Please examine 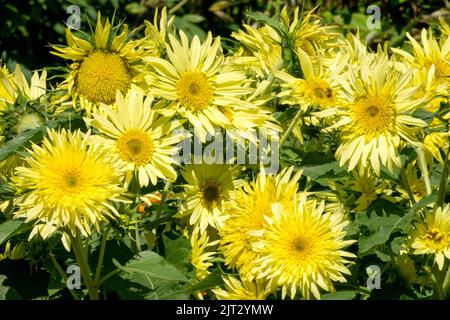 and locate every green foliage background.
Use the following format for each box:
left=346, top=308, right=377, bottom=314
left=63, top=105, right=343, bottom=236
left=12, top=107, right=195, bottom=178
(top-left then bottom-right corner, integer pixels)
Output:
left=0, top=0, right=450, bottom=301
left=0, top=0, right=448, bottom=74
